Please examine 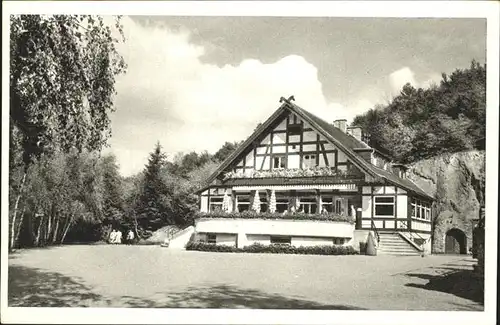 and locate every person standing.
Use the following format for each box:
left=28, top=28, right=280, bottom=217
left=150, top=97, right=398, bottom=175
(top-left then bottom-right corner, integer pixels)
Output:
left=126, top=229, right=135, bottom=245
left=116, top=229, right=123, bottom=244
left=109, top=229, right=116, bottom=244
